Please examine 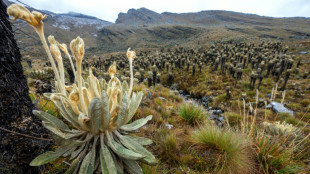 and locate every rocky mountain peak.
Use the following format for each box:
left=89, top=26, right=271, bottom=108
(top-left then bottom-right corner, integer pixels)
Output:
left=116, top=7, right=163, bottom=26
